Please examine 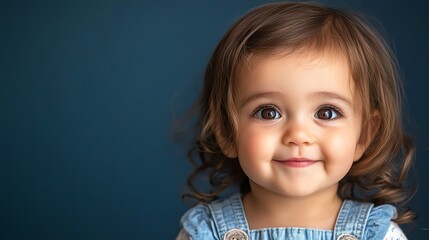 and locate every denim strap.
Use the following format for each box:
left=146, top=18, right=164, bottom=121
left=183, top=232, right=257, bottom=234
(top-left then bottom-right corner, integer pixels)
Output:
left=209, top=193, right=249, bottom=238
left=334, top=200, right=373, bottom=239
